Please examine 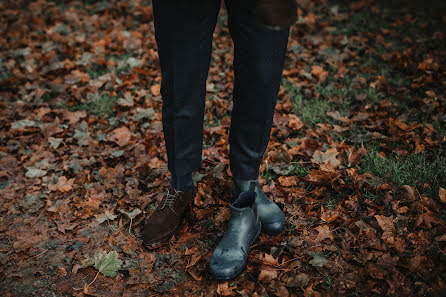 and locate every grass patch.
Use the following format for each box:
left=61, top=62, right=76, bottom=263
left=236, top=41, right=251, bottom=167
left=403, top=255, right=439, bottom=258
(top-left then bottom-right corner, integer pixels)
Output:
left=71, top=93, right=117, bottom=116
left=361, top=145, right=446, bottom=198
left=87, top=65, right=108, bottom=79
left=289, top=92, right=331, bottom=125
